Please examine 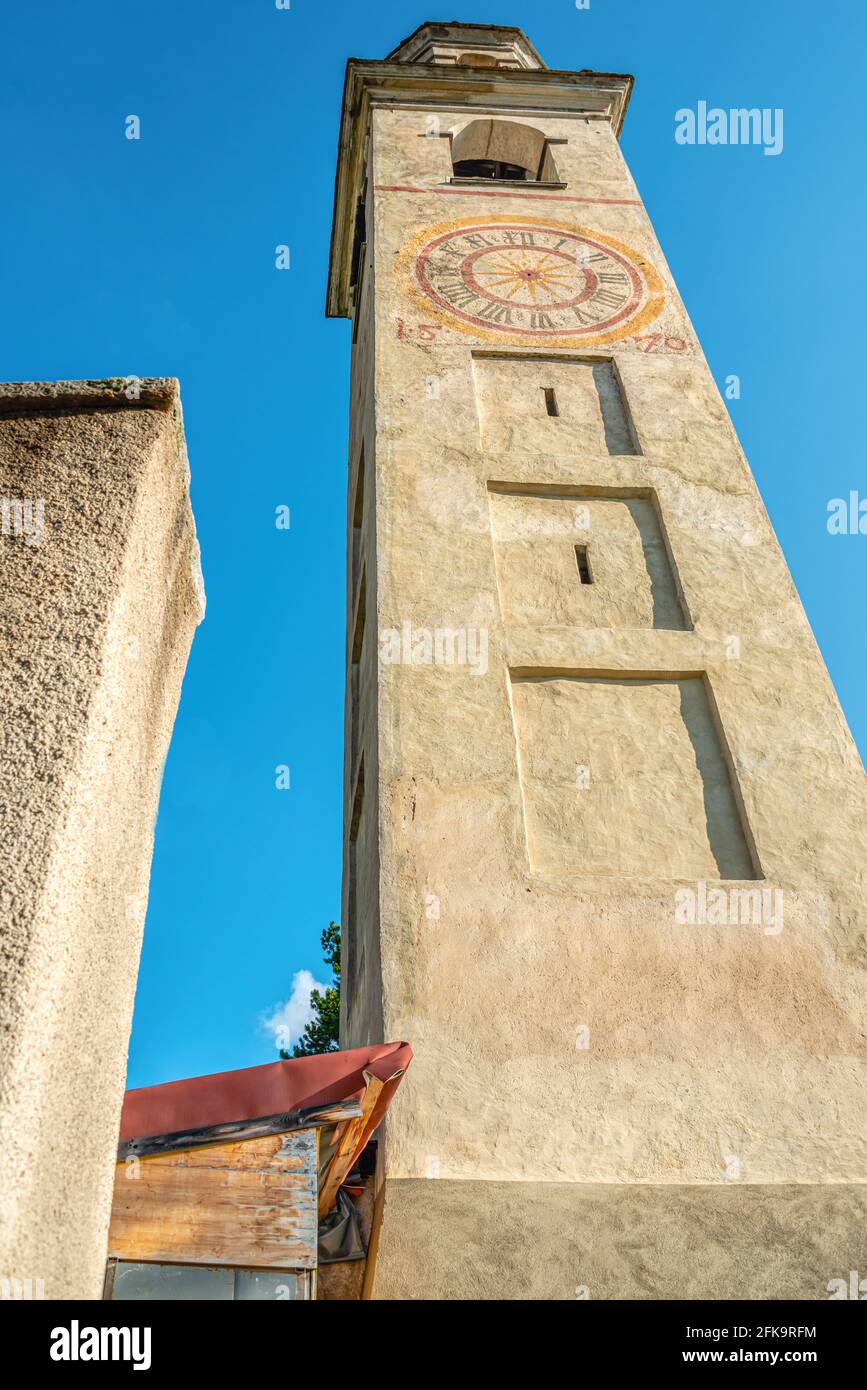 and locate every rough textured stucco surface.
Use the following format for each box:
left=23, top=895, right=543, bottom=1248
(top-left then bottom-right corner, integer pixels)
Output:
left=511, top=674, right=755, bottom=878
left=373, top=1179, right=867, bottom=1300
left=475, top=356, right=638, bottom=457
left=334, top=32, right=867, bottom=1297
left=489, top=490, right=687, bottom=631
left=0, top=379, right=203, bottom=1299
